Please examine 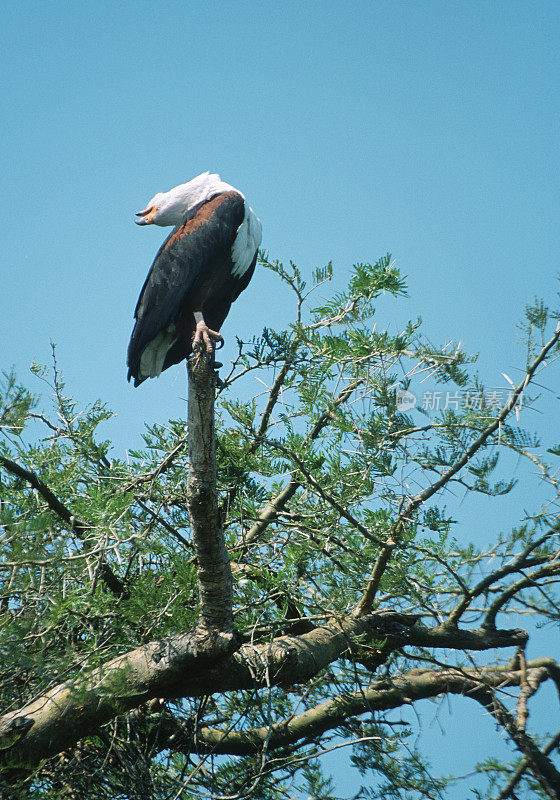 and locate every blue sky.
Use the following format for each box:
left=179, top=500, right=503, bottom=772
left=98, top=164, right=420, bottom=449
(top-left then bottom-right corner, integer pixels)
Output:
left=1, top=2, right=559, bottom=795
